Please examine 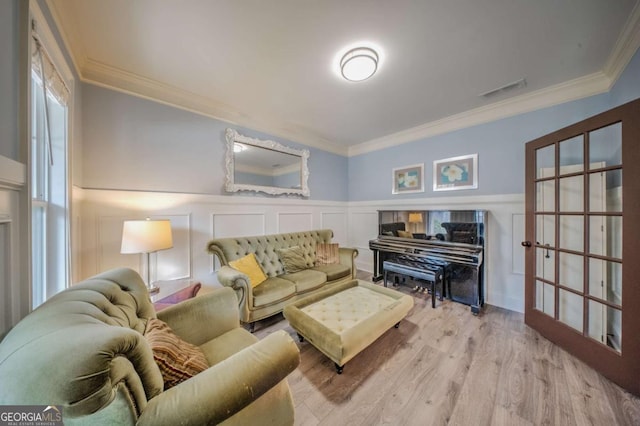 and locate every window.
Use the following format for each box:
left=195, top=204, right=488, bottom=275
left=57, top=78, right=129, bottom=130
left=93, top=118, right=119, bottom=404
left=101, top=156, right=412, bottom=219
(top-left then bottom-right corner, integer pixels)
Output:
left=30, top=30, right=70, bottom=309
